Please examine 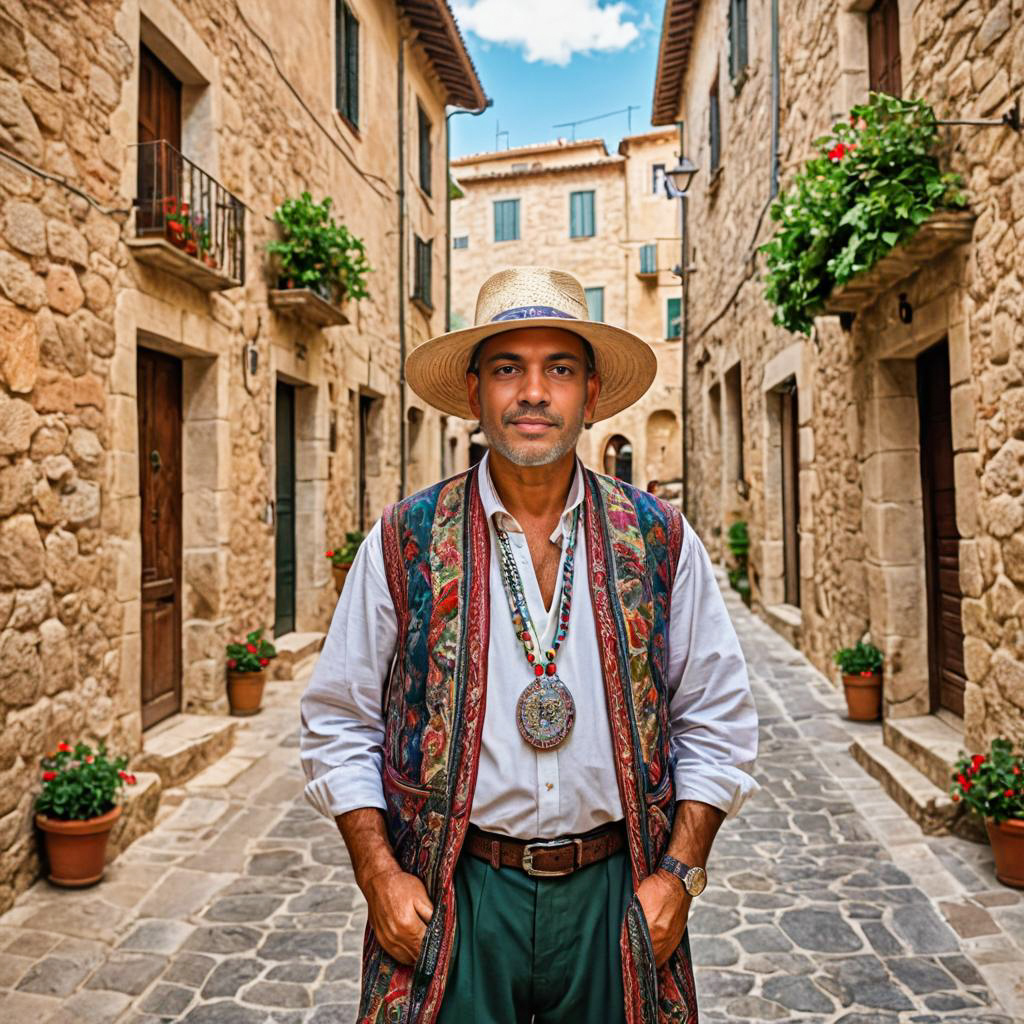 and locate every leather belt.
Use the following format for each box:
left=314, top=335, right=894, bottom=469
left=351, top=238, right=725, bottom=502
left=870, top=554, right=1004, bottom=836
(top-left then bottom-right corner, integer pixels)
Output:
left=465, top=822, right=626, bottom=877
